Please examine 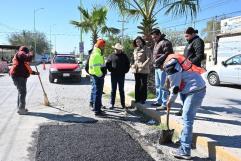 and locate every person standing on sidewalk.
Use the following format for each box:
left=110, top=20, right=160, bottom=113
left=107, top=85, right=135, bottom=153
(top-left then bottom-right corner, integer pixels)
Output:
left=175, top=27, right=205, bottom=116
left=157, top=53, right=206, bottom=160
left=151, top=28, right=173, bottom=110
left=10, top=46, right=39, bottom=115
left=106, top=43, right=130, bottom=109
left=88, top=39, right=107, bottom=116
left=131, top=36, right=151, bottom=104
